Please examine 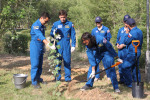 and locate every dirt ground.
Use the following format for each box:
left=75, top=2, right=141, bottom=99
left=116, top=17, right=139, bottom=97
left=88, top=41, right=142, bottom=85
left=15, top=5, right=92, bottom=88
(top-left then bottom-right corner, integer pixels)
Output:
left=0, top=53, right=150, bottom=100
